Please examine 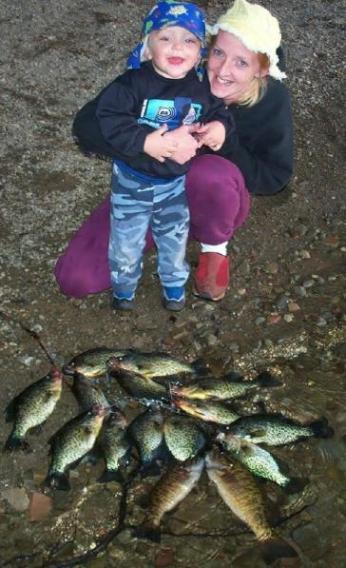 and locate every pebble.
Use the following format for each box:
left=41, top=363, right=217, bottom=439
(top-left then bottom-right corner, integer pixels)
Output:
left=284, top=314, right=295, bottom=323
left=28, top=492, right=52, bottom=521
left=294, top=285, right=307, bottom=297
left=288, top=302, right=301, bottom=312
left=255, top=316, right=266, bottom=326
left=267, top=314, right=282, bottom=325
left=276, top=295, right=290, bottom=310
left=1, top=488, right=30, bottom=512
left=302, top=279, right=315, bottom=288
